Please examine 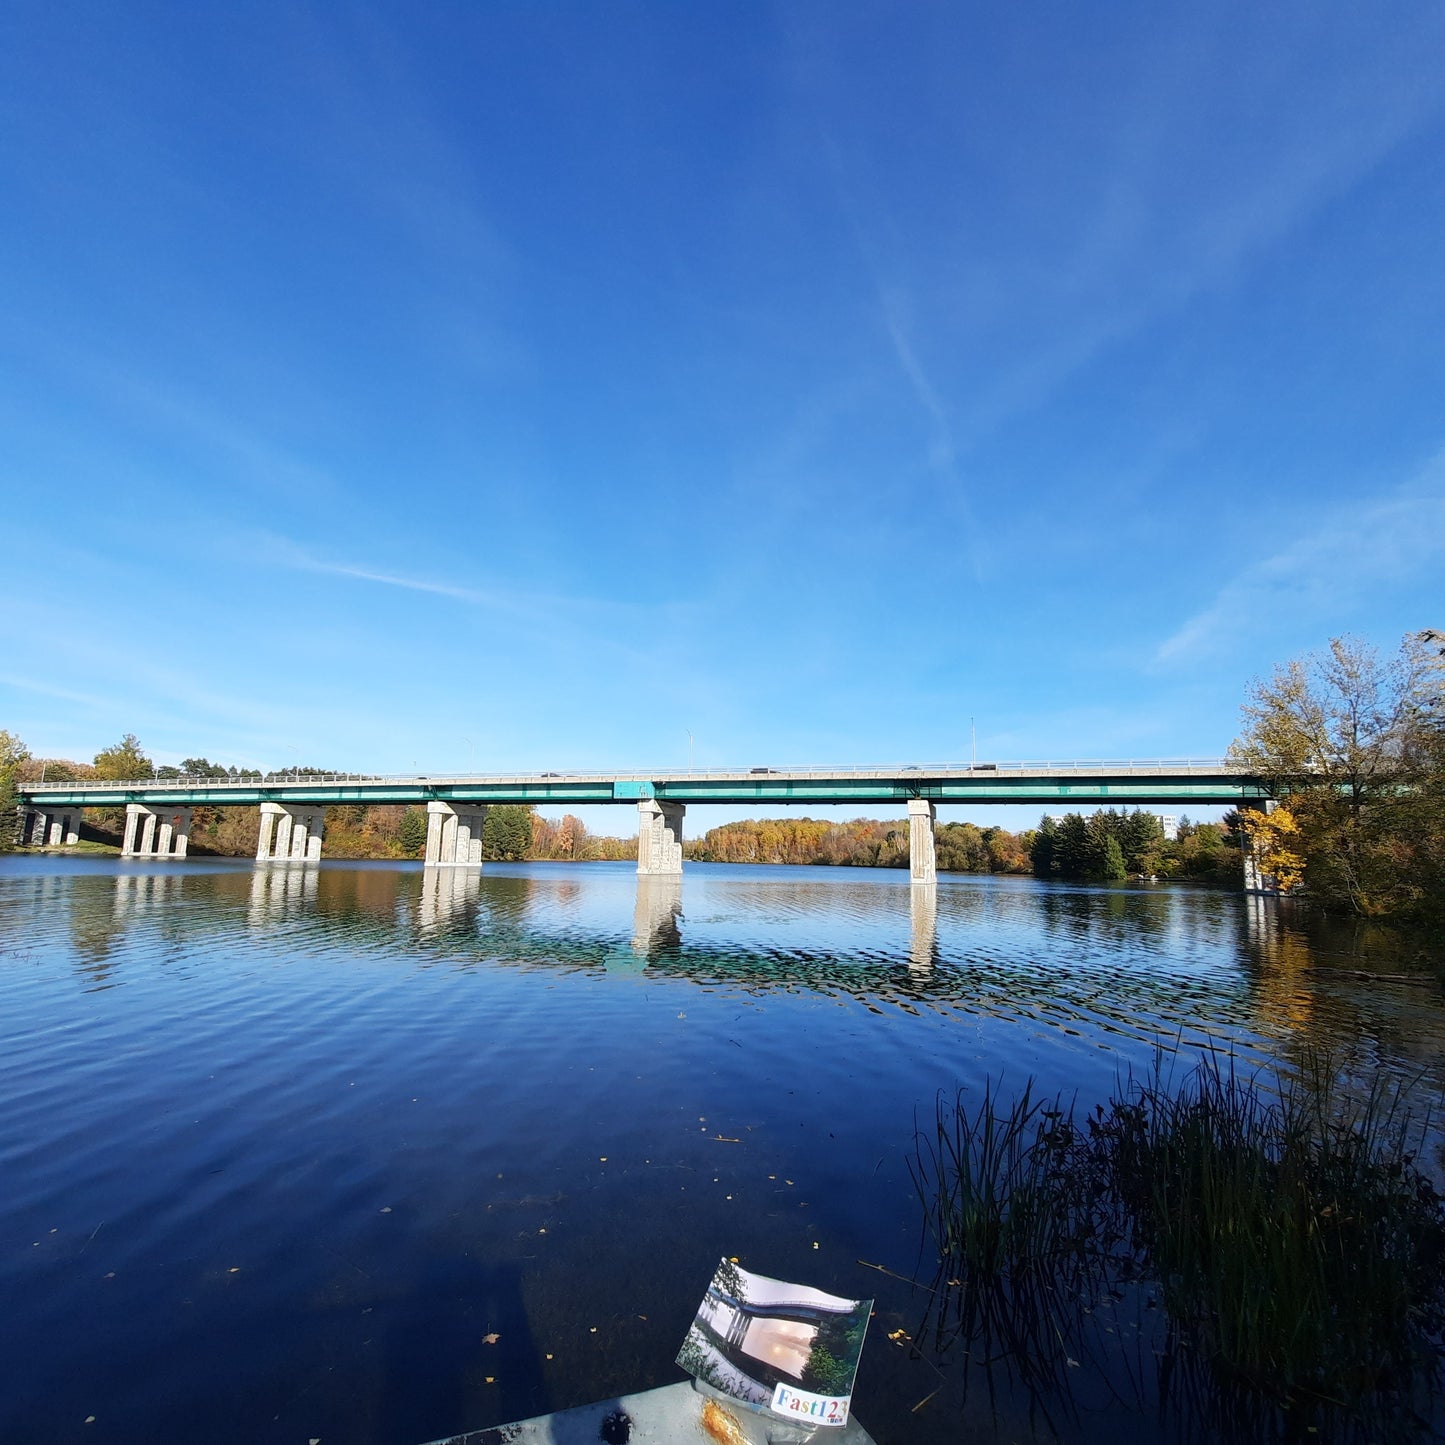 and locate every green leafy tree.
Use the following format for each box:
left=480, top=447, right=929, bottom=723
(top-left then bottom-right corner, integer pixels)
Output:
left=94, top=733, right=152, bottom=780
left=482, top=805, right=533, bottom=861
